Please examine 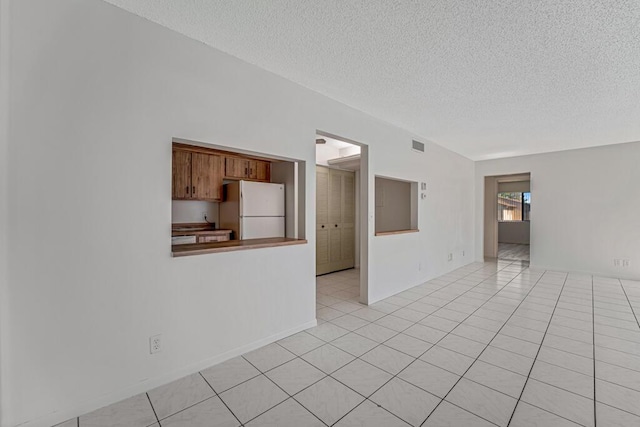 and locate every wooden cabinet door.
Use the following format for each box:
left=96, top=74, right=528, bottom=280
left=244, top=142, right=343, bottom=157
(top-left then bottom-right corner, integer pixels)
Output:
left=247, top=160, right=257, bottom=179
left=172, top=150, right=192, bottom=199
left=254, top=160, right=270, bottom=181
left=246, top=160, right=270, bottom=181
left=192, top=153, right=222, bottom=201
left=225, top=157, right=248, bottom=179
